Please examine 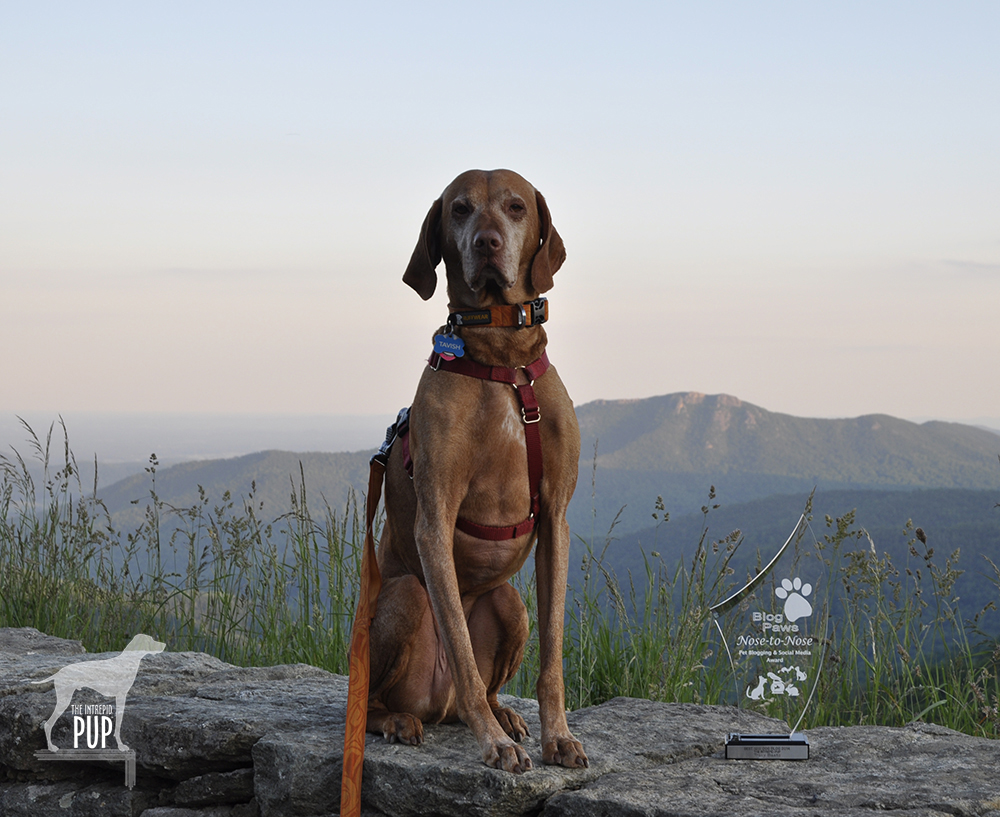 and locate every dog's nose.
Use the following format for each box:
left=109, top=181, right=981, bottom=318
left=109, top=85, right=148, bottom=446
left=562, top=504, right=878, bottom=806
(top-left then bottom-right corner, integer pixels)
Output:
left=473, top=229, right=503, bottom=255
